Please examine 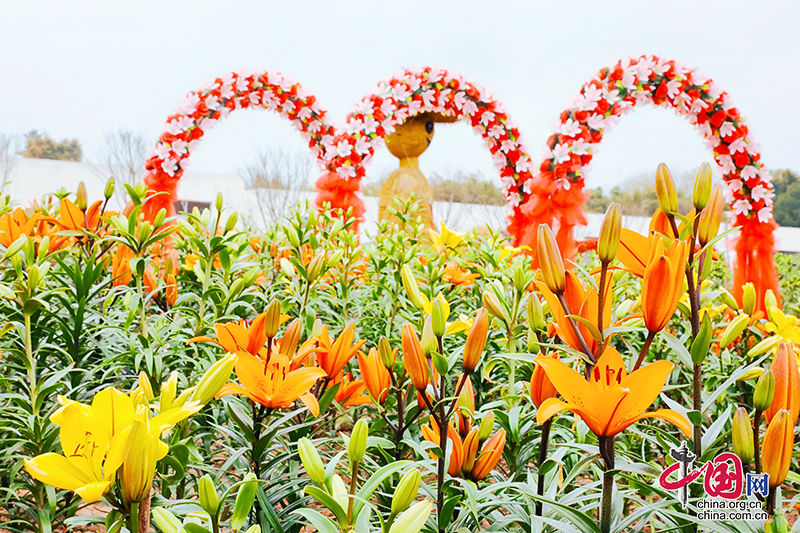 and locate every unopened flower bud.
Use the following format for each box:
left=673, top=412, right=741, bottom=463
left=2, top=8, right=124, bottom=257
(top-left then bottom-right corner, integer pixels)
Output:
left=215, top=192, right=223, bottom=213
left=655, top=163, right=678, bottom=215
left=279, top=257, right=295, bottom=277
left=4, top=234, right=28, bottom=260
left=348, top=419, right=369, bottom=466
left=732, top=407, right=754, bottom=464
left=720, top=313, right=749, bottom=349
left=691, top=314, right=713, bottom=365
left=391, top=469, right=421, bottom=516
left=697, top=184, right=723, bottom=247
left=527, top=293, right=544, bottom=331
left=312, top=318, right=324, bottom=338
left=224, top=211, right=238, bottom=233
left=420, top=316, right=436, bottom=356
left=431, top=297, right=447, bottom=338
left=513, top=267, right=529, bottom=294
left=463, top=308, right=488, bottom=372
left=753, top=369, right=775, bottom=412
left=692, top=163, right=713, bottom=211
left=765, top=289, right=778, bottom=311
left=537, top=224, right=566, bottom=294
left=151, top=508, right=181, bottom=533
left=198, top=474, right=220, bottom=516
left=742, top=283, right=756, bottom=316
left=153, top=208, right=166, bottom=229
left=297, top=438, right=326, bottom=486
left=76, top=182, right=88, bottom=211
left=461, top=429, right=481, bottom=474
left=378, top=336, right=395, bottom=369
left=137, top=371, right=154, bottom=401
left=388, top=501, right=432, bottom=533
left=193, top=353, right=237, bottom=405
left=766, top=513, right=790, bottom=533
left=244, top=526, right=261, bottom=533
left=479, top=412, right=495, bottom=441
left=280, top=318, right=302, bottom=357
left=104, top=177, right=116, bottom=200
left=598, top=202, right=621, bottom=264
left=264, top=300, right=281, bottom=339
left=401, top=264, right=423, bottom=309
left=231, top=472, right=258, bottom=531
left=328, top=249, right=344, bottom=268
left=159, top=371, right=178, bottom=413
left=306, top=254, right=325, bottom=283
left=482, top=291, right=509, bottom=326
